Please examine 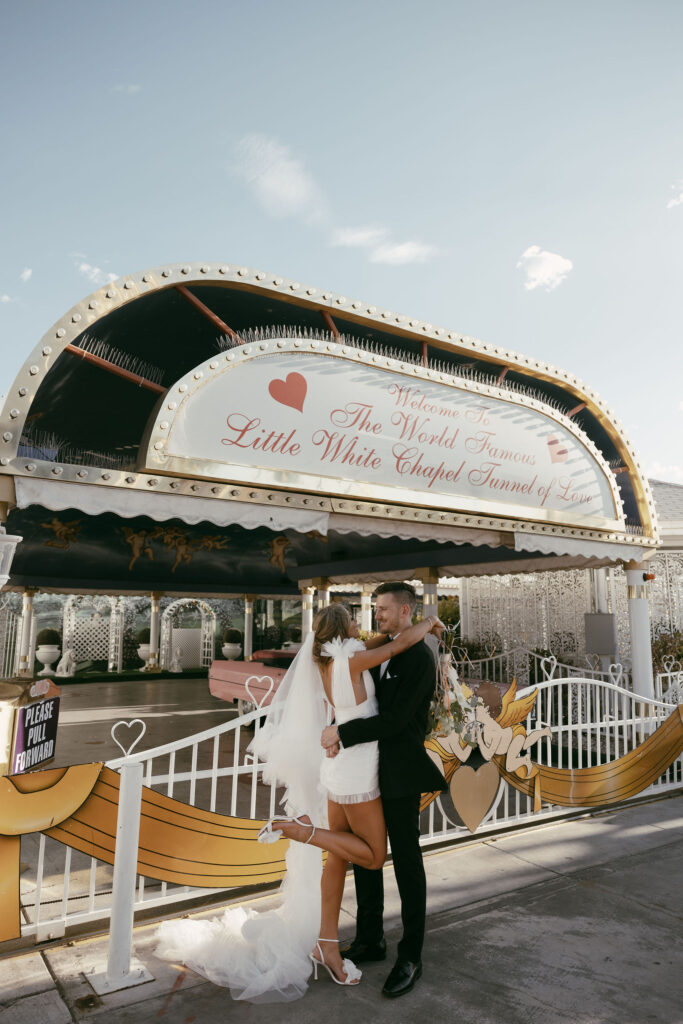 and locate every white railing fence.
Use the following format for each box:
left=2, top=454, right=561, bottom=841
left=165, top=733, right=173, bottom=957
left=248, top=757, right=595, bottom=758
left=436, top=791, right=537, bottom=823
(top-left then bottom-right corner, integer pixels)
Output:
left=655, top=669, right=683, bottom=704
left=15, top=675, right=682, bottom=951
left=655, top=656, right=683, bottom=704
left=455, top=646, right=632, bottom=691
